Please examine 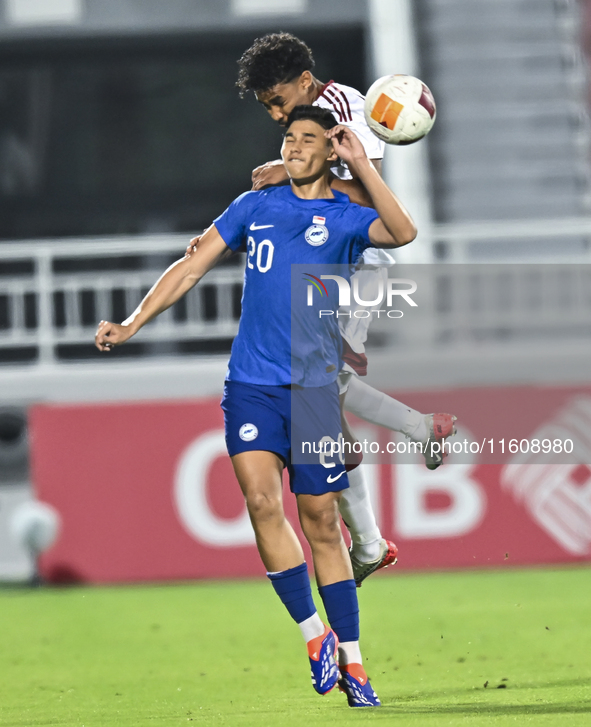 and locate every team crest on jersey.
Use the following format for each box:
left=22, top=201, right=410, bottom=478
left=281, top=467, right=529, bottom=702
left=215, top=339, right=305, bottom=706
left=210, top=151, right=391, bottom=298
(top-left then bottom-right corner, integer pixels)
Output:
left=305, top=223, right=329, bottom=246
left=239, top=423, right=258, bottom=441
